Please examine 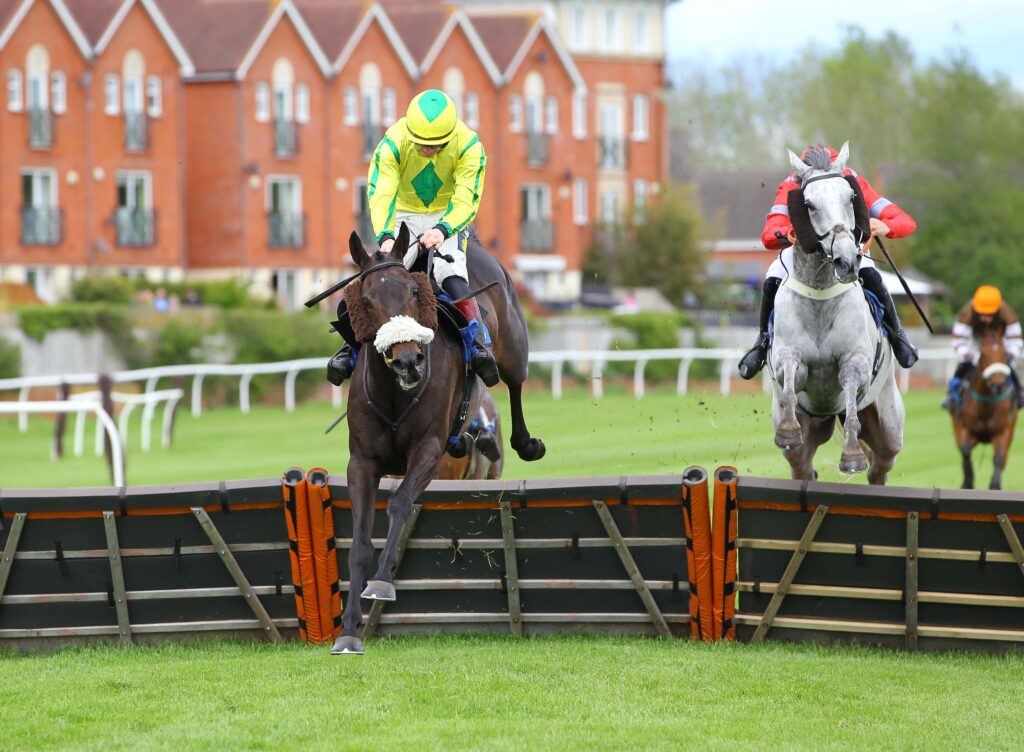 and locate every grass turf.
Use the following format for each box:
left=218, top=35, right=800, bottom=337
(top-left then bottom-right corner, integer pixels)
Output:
left=1, top=637, right=1024, bottom=751
left=0, top=384, right=1017, bottom=490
